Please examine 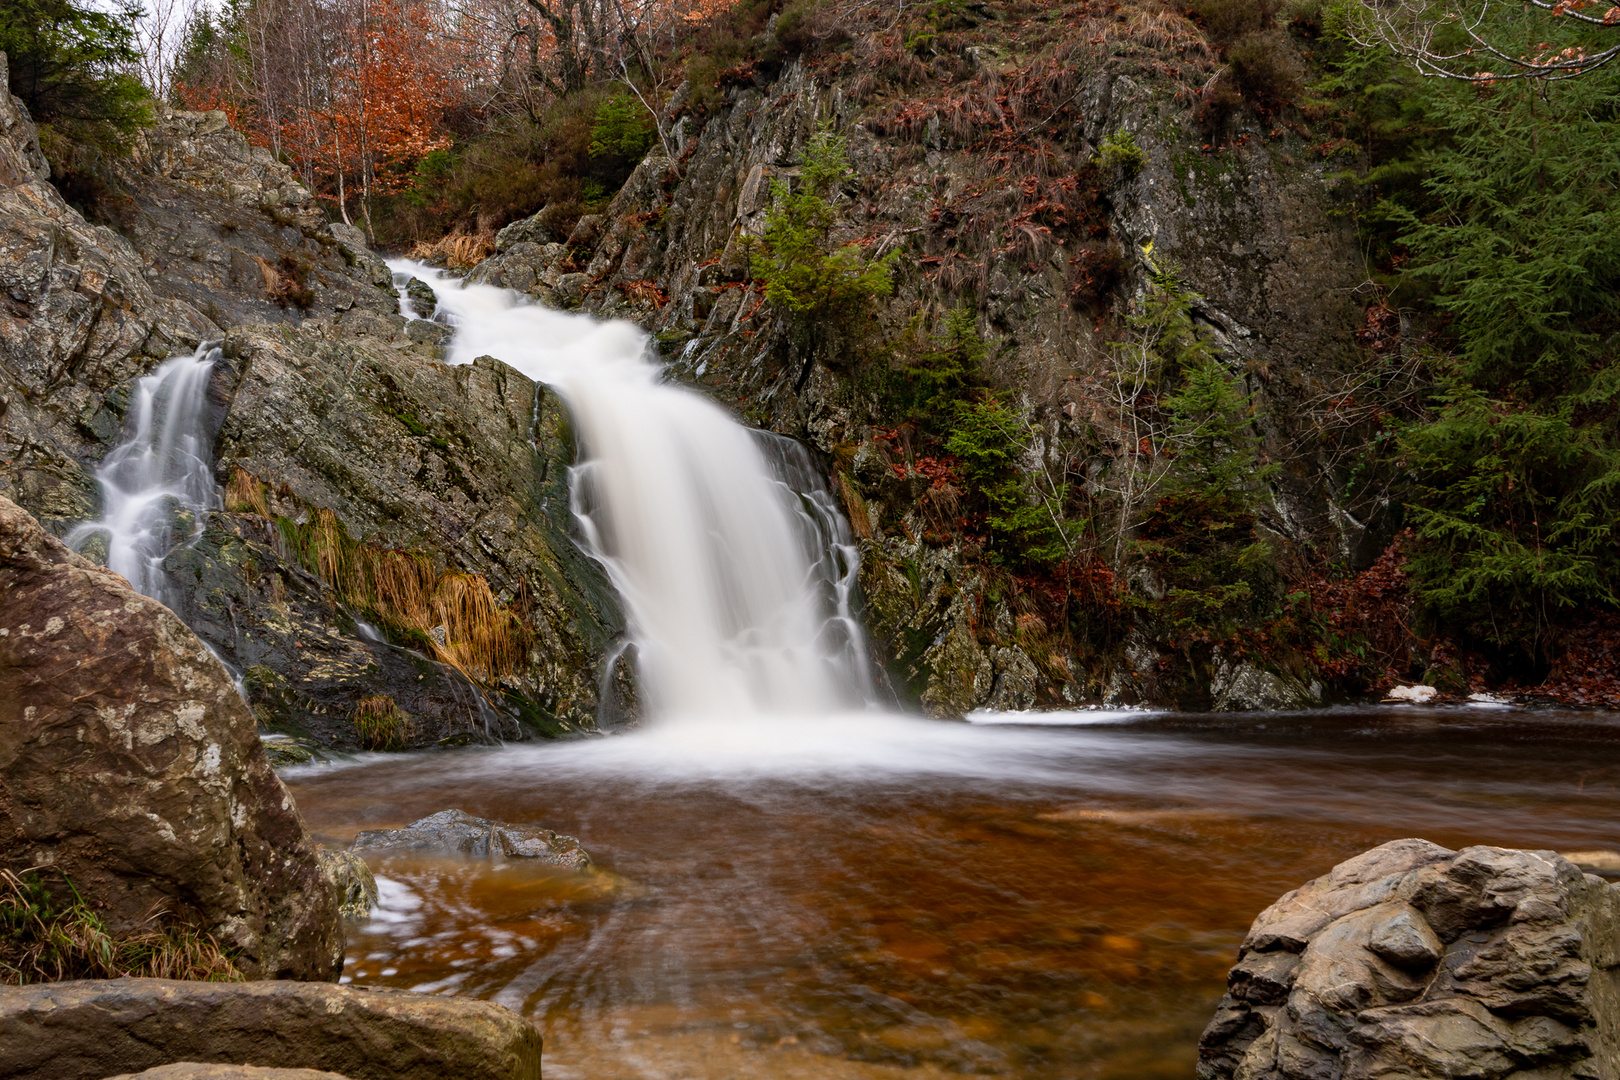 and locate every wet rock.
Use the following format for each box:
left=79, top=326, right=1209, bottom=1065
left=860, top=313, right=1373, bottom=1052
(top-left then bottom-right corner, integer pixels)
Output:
left=0, top=978, right=543, bottom=1080
left=351, top=809, right=593, bottom=870
left=316, top=850, right=378, bottom=920
left=1198, top=838, right=1620, bottom=1080
left=494, top=210, right=557, bottom=252
left=404, top=277, right=437, bottom=319
left=1563, top=850, right=1620, bottom=879
left=0, top=496, right=342, bottom=980
left=1209, top=658, right=1322, bottom=712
